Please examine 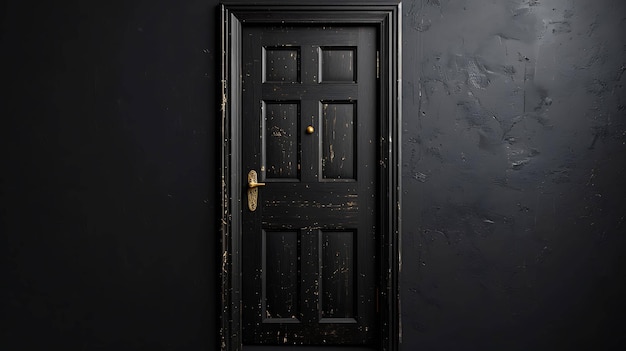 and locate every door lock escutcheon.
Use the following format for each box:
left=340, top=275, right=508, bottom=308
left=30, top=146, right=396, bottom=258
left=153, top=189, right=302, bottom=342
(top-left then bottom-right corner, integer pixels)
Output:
left=247, top=170, right=265, bottom=211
